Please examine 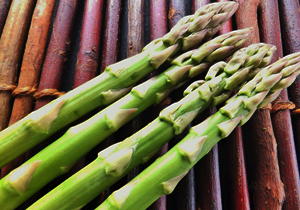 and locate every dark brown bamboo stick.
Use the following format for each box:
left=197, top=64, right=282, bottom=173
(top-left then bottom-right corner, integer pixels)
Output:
left=90, top=0, right=123, bottom=206
left=68, top=1, right=105, bottom=207
left=34, top=0, right=80, bottom=110
left=125, top=0, right=145, bottom=182
left=227, top=127, right=250, bottom=209
left=236, top=1, right=285, bottom=209
left=166, top=2, right=199, bottom=210
left=278, top=0, right=300, bottom=160
left=0, top=0, right=13, bottom=35
left=100, top=0, right=122, bottom=73
left=0, top=0, right=36, bottom=131
left=275, top=0, right=300, bottom=209
left=216, top=0, right=232, bottom=34
left=0, top=0, right=57, bottom=178
left=215, top=1, right=250, bottom=209
left=192, top=1, right=224, bottom=209
left=196, top=142, right=222, bottom=210
left=192, top=0, right=210, bottom=12
left=73, top=0, right=104, bottom=88
left=147, top=1, right=168, bottom=210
